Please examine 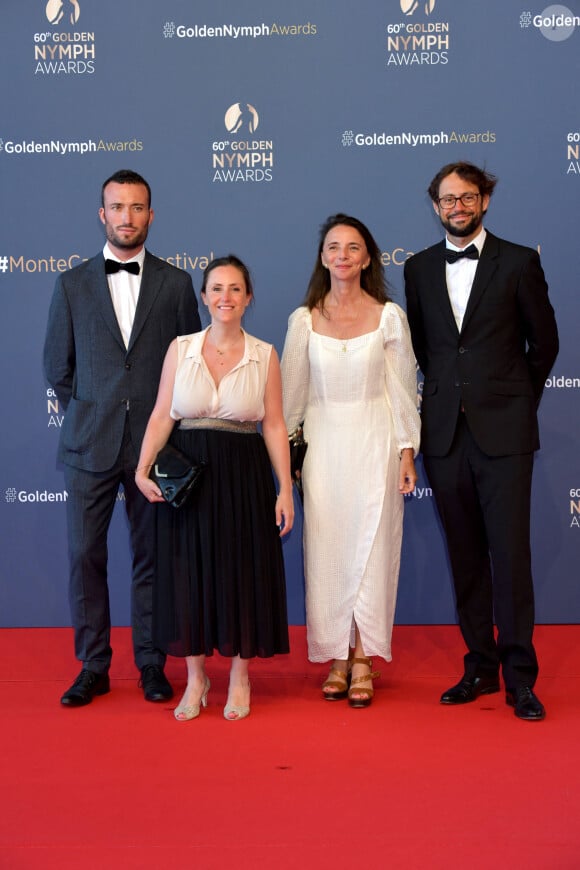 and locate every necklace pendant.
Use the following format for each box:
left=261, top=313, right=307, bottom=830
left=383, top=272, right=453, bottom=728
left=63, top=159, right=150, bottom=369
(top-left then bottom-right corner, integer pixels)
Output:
left=342, top=343, right=347, bottom=353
